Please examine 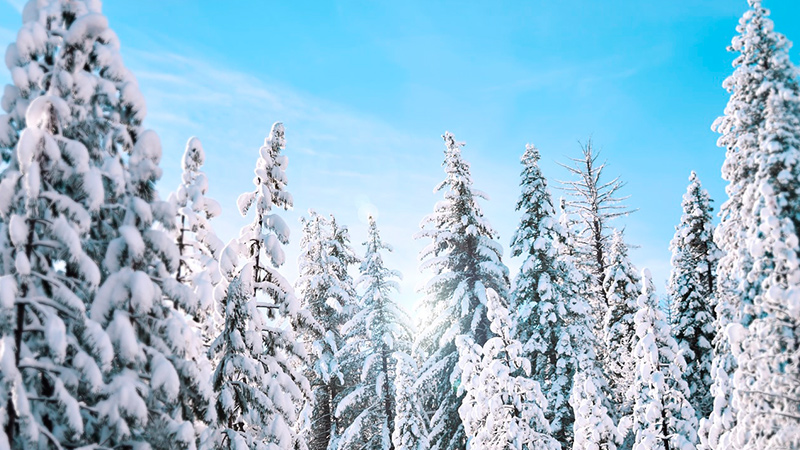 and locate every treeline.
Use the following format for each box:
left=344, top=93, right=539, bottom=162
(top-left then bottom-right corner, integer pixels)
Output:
left=0, top=1, right=798, bottom=450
